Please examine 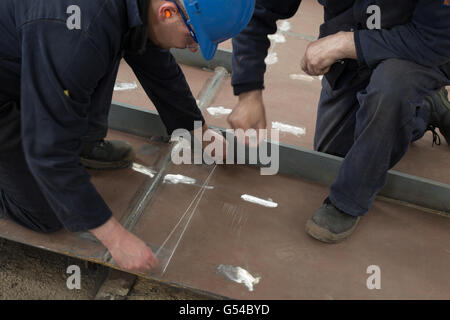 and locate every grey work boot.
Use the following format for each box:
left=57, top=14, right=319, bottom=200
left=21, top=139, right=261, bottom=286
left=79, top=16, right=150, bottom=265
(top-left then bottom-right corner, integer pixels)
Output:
left=305, top=198, right=360, bottom=244
left=80, top=140, right=135, bottom=170
left=425, top=87, right=450, bottom=146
